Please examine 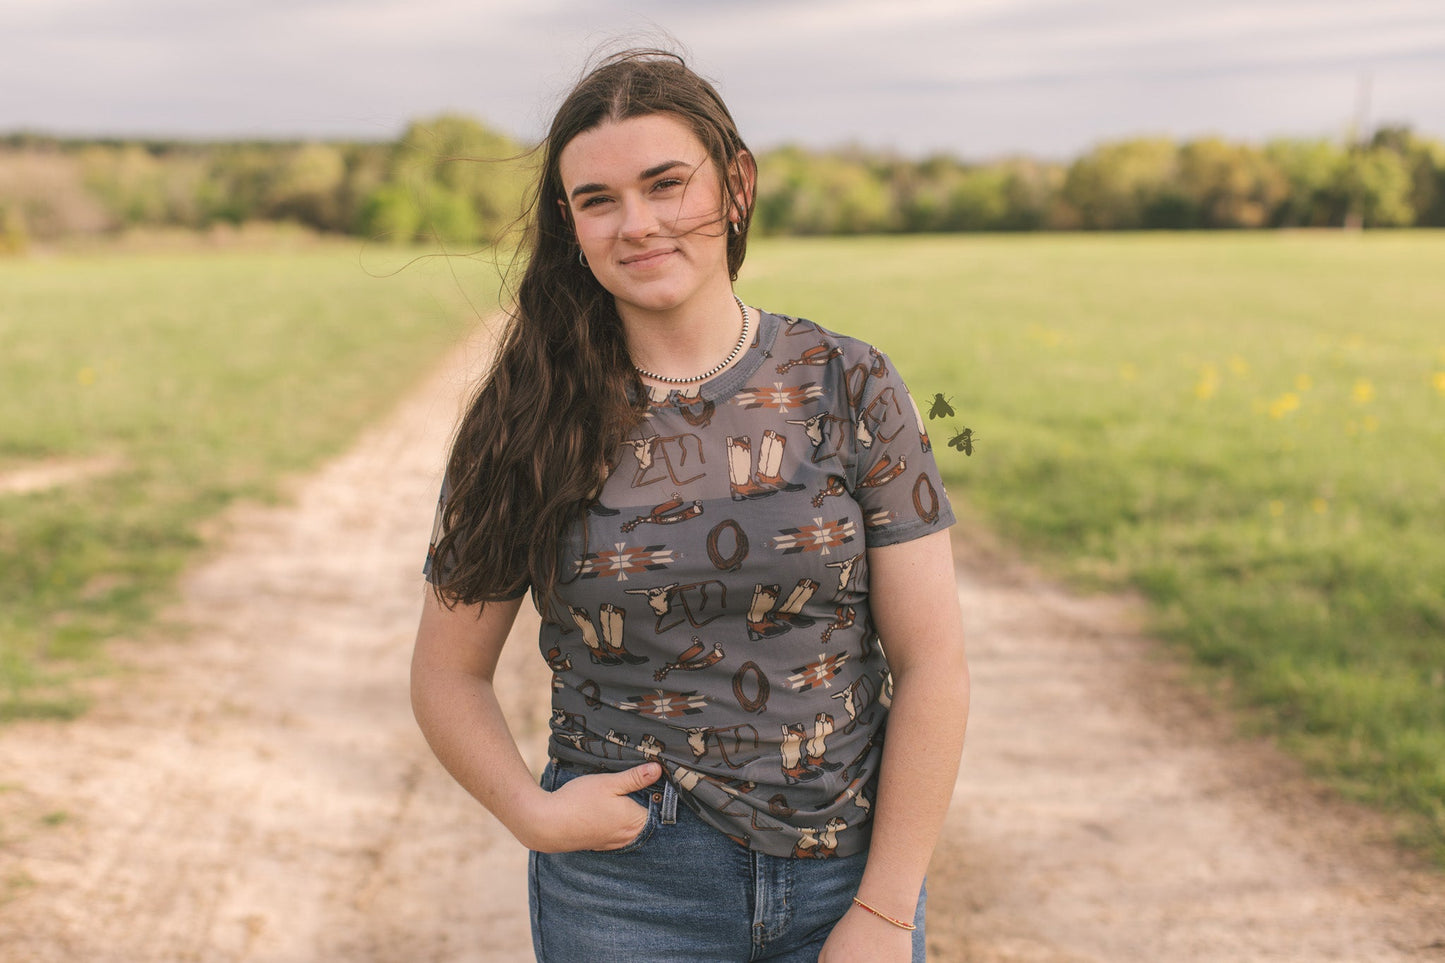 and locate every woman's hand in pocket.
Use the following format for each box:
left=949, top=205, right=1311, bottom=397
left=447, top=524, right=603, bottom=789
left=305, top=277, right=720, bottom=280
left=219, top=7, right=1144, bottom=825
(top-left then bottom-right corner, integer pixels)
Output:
left=525, top=763, right=659, bottom=853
